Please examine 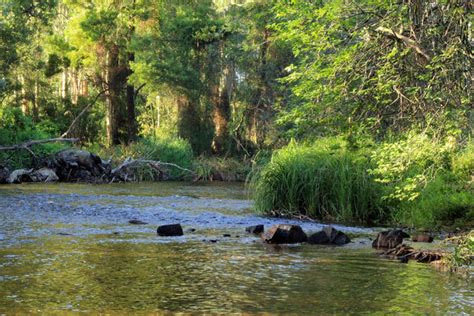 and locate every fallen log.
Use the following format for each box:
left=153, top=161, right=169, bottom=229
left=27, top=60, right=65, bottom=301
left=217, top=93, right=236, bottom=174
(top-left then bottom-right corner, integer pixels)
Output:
left=110, top=158, right=195, bottom=182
